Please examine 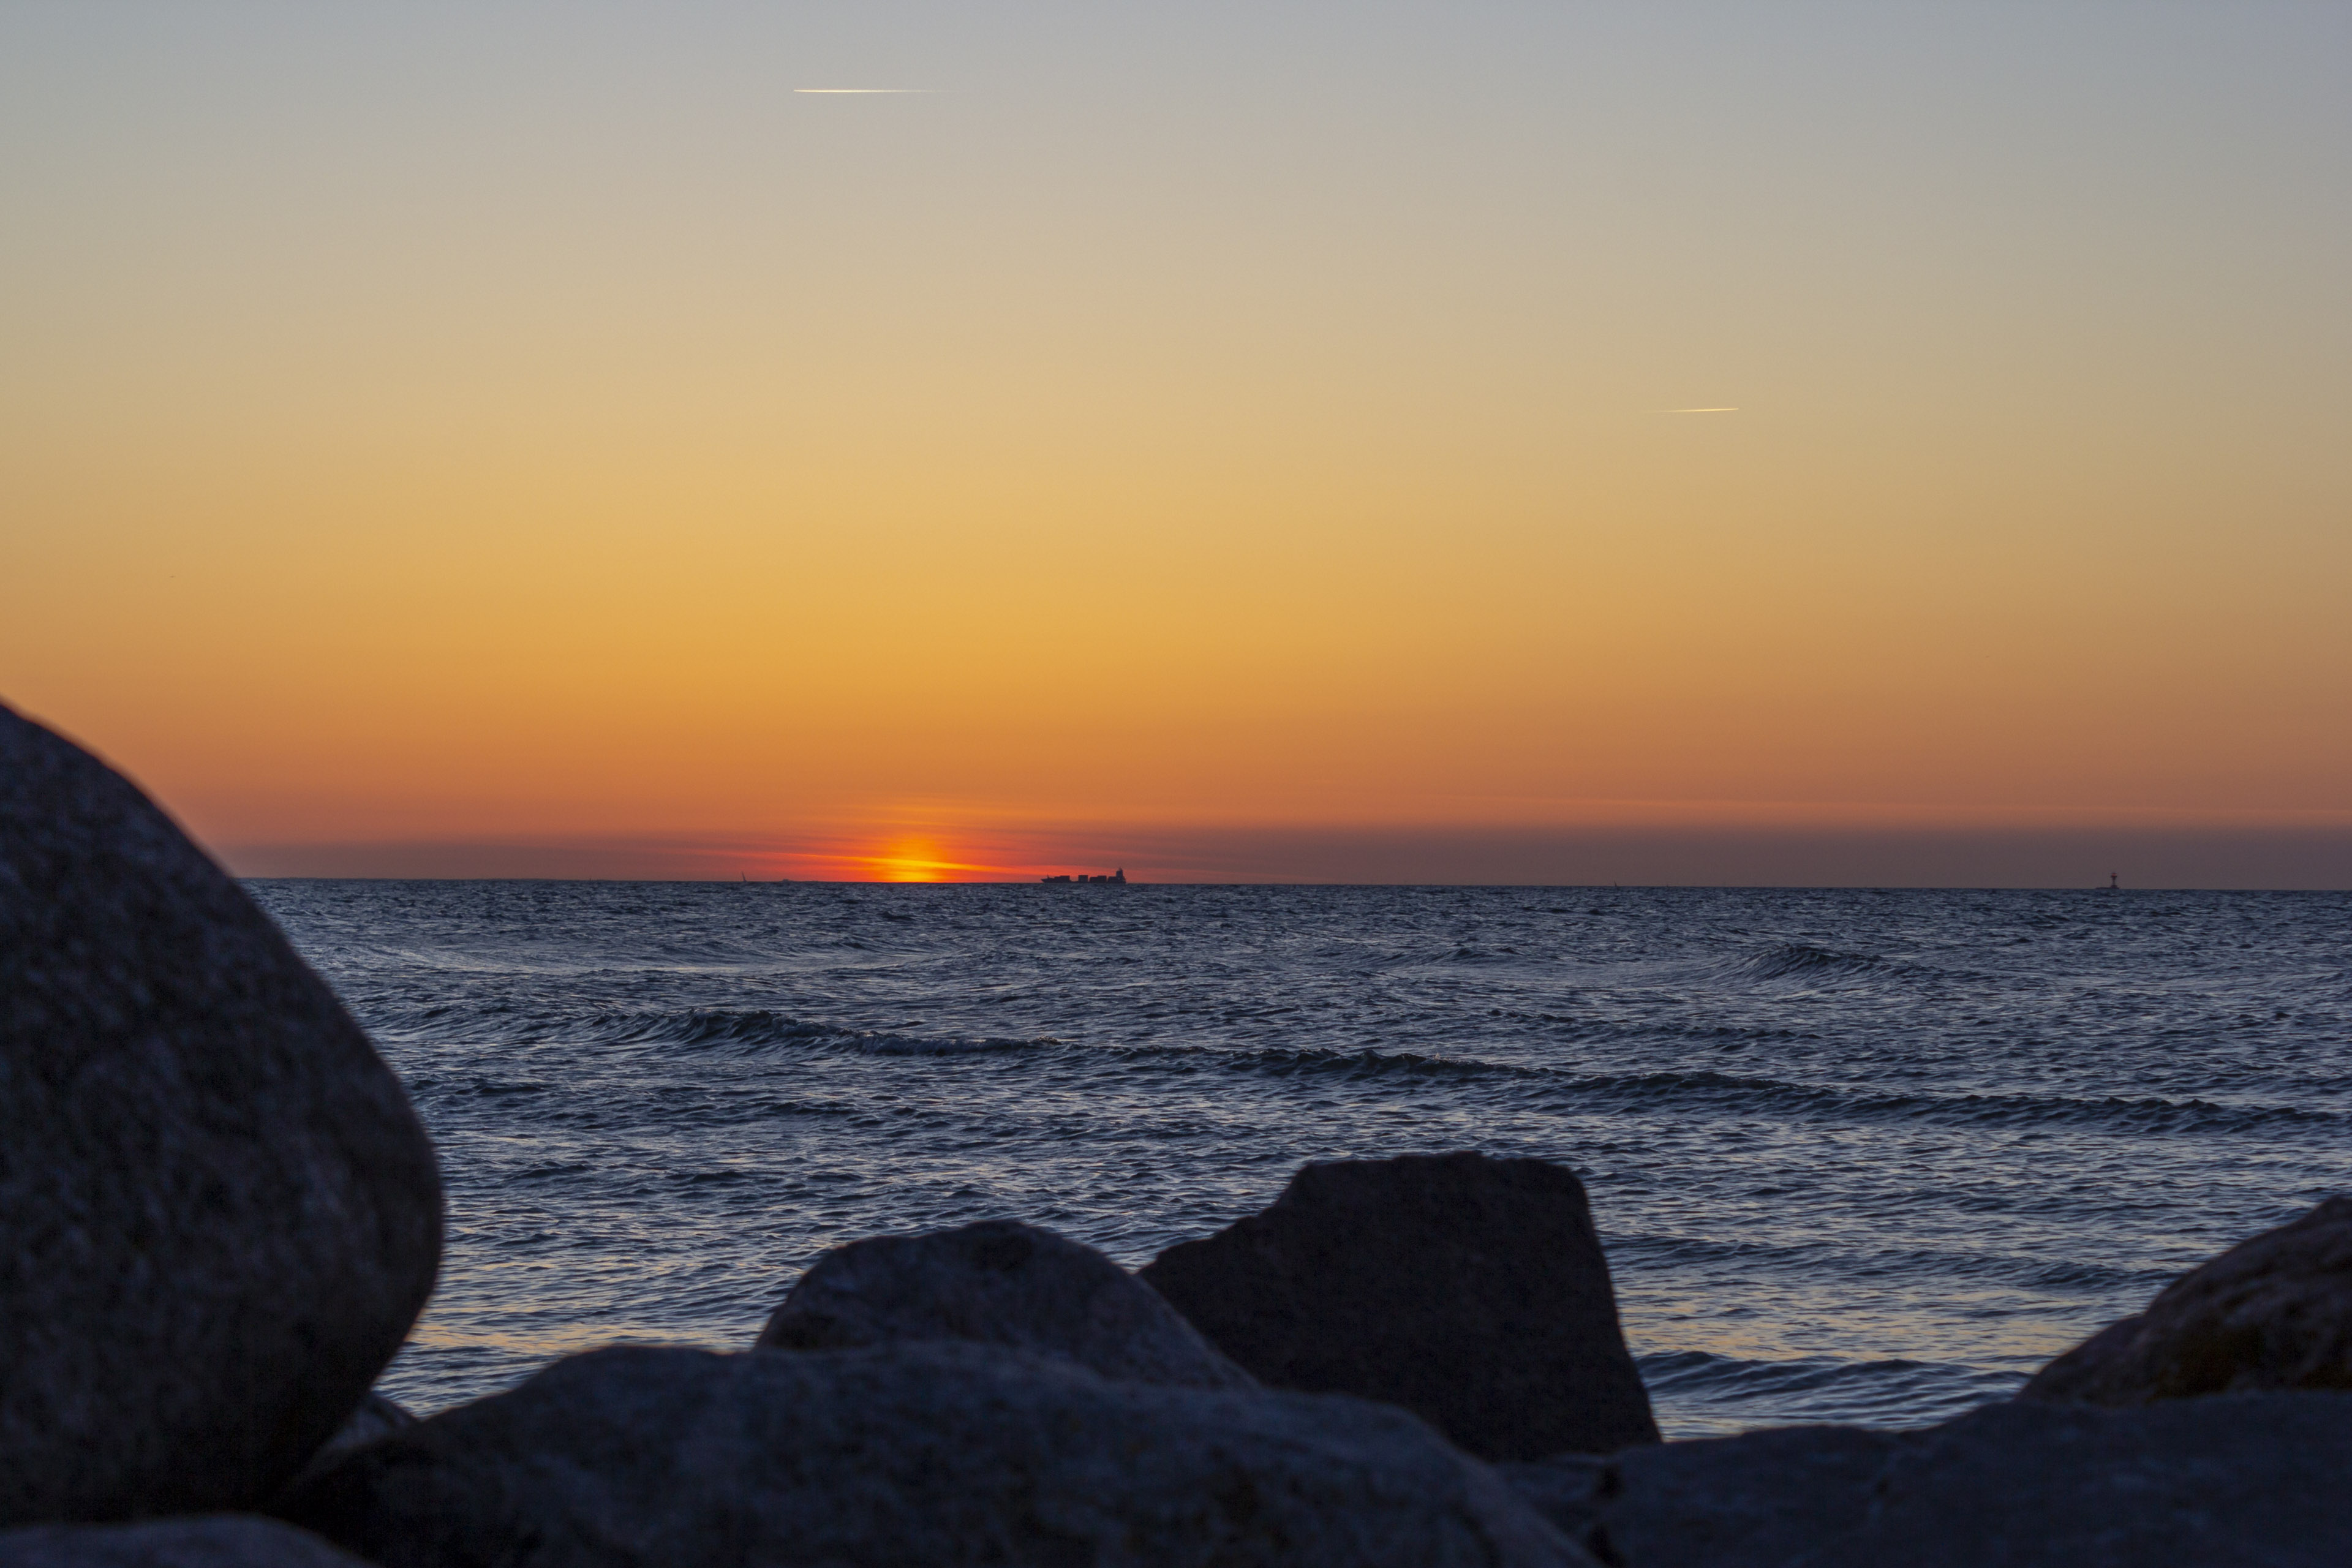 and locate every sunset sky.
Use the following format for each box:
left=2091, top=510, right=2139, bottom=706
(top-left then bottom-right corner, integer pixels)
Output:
left=6, top=3, right=2348, bottom=884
